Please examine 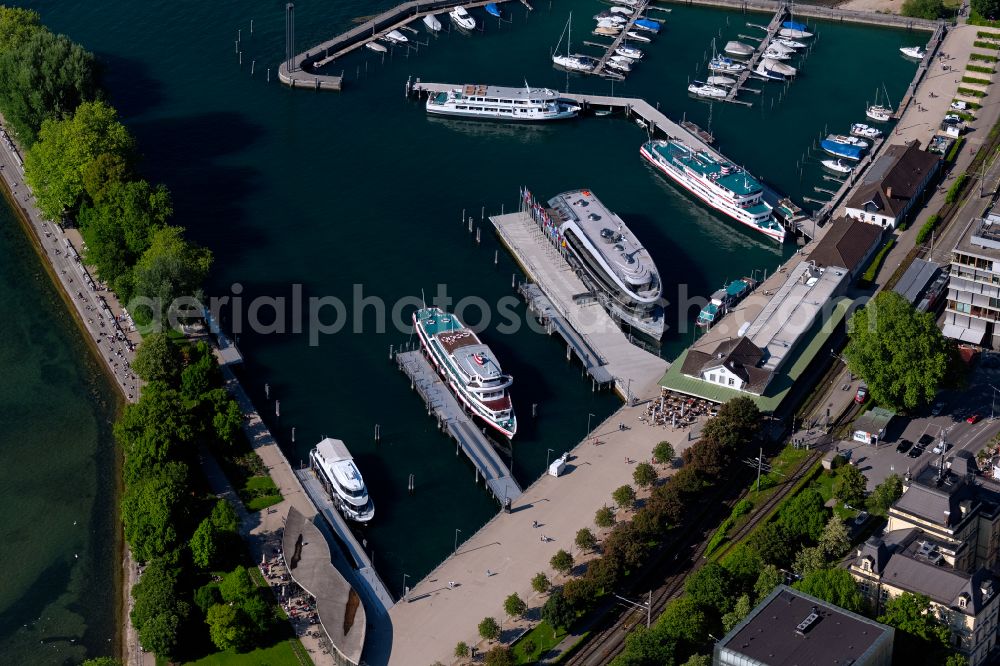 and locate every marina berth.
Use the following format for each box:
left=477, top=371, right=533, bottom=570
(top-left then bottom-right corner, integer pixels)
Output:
left=866, top=103, right=892, bottom=122
left=413, top=307, right=517, bottom=438
left=760, top=58, right=796, bottom=76
left=634, top=18, right=661, bottom=32
left=594, top=27, right=622, bottom=37
left=552, top=53, right=597, bottom=72
left=615, top=45, right=643, bottom=60
left=754, top=63, right=786, bottom=80
left=707, top=75, right=737, bottom=87
left=607, top=56, right=632, bottom=72
left=365, top=41, right=387, bottom=53
left=775, top=38, right=805, bottom=50
left=640, top=139, right=787, bottom=242
left=761, top=48, right=791, bottom=61
left=545, top=189, right=666, bottom=339
left=309, top=438, right=375, bottom=523
left=450, top=6, right=476, bottom=31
